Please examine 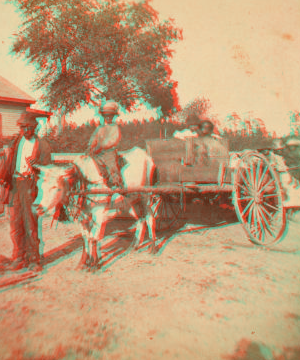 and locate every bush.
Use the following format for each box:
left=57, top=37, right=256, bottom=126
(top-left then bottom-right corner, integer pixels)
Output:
left=223, top=129, right=274, bottom=152
left=46, top=123, right=97, bottom=153
left=45, top=120, right=276, bottom=154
